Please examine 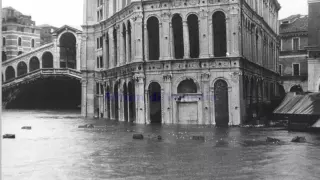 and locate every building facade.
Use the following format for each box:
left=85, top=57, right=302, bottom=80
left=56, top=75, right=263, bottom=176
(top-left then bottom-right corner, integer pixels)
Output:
left=278, top=14, right=308, bottom=93
left=2, top=7, right=41, bottom=61
left=307, top=0, right=320, bottom=92
left=82, top=0, right=281, bottom=126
